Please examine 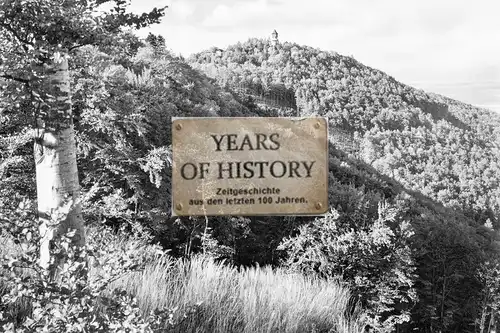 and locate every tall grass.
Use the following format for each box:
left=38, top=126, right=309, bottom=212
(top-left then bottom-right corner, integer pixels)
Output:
left=2, top=228, right=366, bottom=332
left=113, top=255, right=366, bottom=333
